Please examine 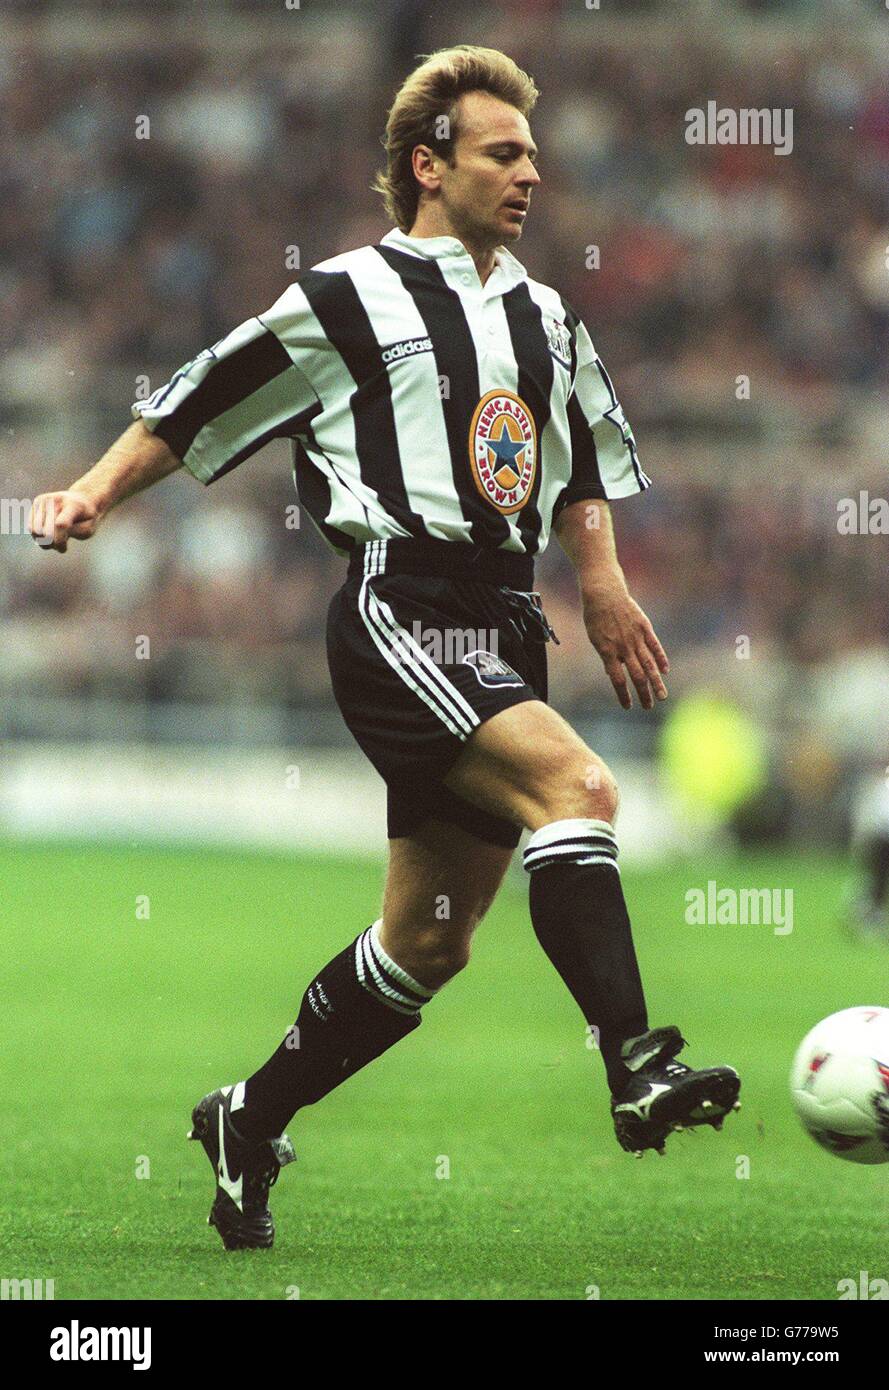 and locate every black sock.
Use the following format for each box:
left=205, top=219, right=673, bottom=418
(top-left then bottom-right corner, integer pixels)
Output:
left=237, top=921, right=436, bottom=1141
left=523, top=818, right=648, bottom=1094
